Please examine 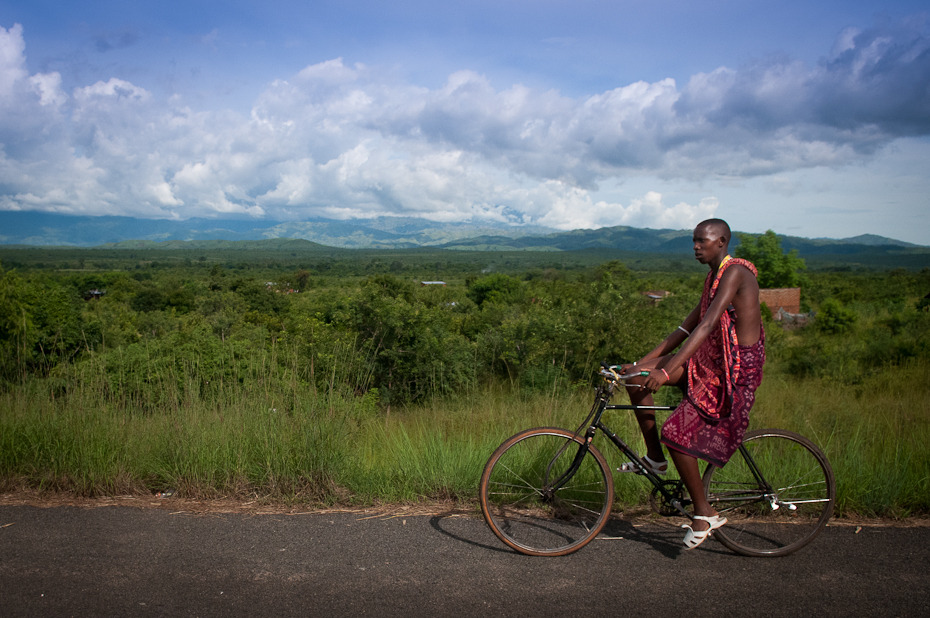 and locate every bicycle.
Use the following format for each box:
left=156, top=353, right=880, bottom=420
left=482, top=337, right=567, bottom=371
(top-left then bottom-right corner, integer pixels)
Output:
left=479, top=364, right=836, bottom=557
